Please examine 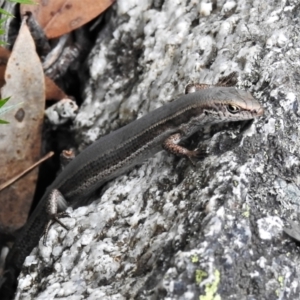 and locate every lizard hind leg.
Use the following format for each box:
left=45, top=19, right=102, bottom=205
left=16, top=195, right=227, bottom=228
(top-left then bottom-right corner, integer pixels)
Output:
left=184, top=83, right=211, bottom=94
left=184, top=72, right=238, bottom=94
left=43, top=189, right=70, bottom=245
